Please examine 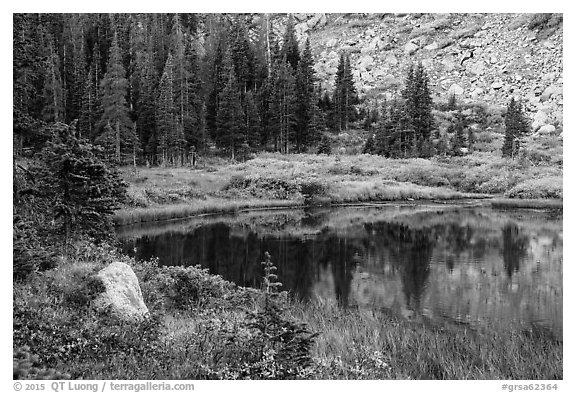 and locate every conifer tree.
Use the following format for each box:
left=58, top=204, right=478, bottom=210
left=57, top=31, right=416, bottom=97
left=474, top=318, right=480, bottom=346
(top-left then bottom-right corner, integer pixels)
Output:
left=42, top=33, right=65, bottom=123
left=156, top=53, right=185, bottom=165
left=216, top=67, right=246, bottom=160
left=282, top=14, right=300, bottom=71
left=182, top=39, right=205, bottom=151
left=403, top=62, right=435, bottom=157
left=244, top=90, right=261, bottom=149
left=97, top=32, right=136, bottom=163
left=295, top=38, right=317, bottom=152
left=502, top=97, right=530, bottom=159
left=230, top=16, right=255, bottom=94
left=332, top=53, right=358, bottom=132
left=450, top=115, right=466, bottom=156
left=271, top=59, right=296, bottom=153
